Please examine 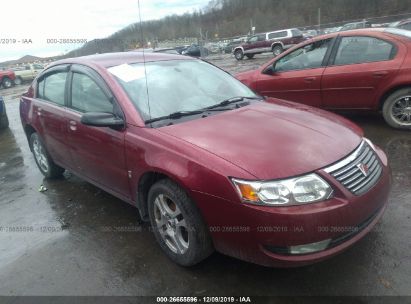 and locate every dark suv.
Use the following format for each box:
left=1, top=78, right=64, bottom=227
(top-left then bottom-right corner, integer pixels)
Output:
left=233, top=28, right=305, bottom=60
